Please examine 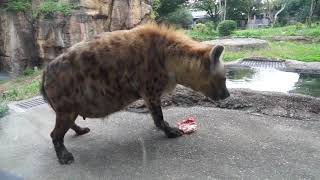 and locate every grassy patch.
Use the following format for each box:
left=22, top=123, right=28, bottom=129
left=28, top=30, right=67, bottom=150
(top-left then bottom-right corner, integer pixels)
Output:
left=186, top=30, right=218, bottom=41
left=0, top=70, right=42, bottom=102
left=233, top=25, right=320, bottom=38
left=223, top=41, right=320, bottom=62
left=187, top=24, right=320, bottom=40
left=0, top=101, right=9, bottom=118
